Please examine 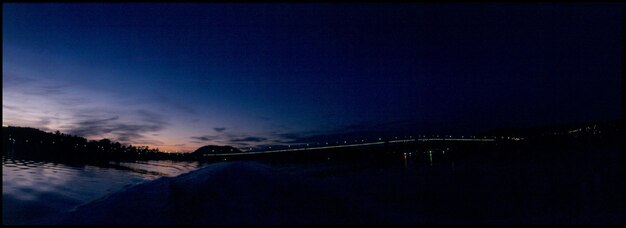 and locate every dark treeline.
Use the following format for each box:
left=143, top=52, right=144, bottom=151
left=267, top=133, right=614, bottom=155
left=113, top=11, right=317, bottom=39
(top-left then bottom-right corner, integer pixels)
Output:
left=2, top=126, right=197, bottom=164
